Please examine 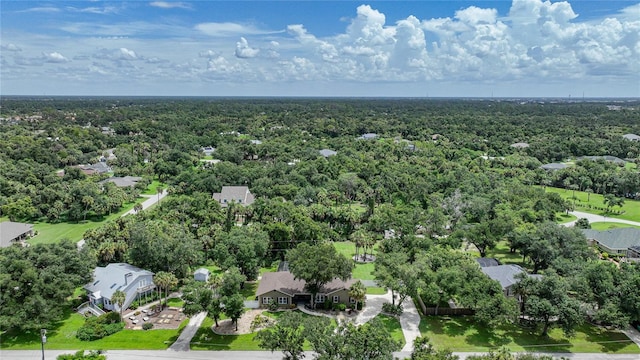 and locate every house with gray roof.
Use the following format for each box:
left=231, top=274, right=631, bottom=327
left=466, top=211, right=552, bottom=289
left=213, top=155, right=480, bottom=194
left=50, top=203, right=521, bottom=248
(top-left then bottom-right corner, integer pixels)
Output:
left=623, top=134, right=640, bottom=141
left=201, top=146, right=216, bottom=156
left=319, top=149, right=337, bottom=158
left=540, top=163, right=568, bottom=171
left=101, top=176, right=142, bottom=188
left=582, top=228, right=640, bottom=257
left=256, top=271, right=357, bottom=309
left=84, top=263, right=155, bottom=312
left=212, top=186, right=255, bottom=208
left=476, top=258, right=501, bottom=268
left=510, top=142, right=530, bottom=149
left=358, top=133, right=378, bottom=140
left=0, top=221, right=34, bottom=248
left=628, top=246, right=640, bottom=261
left=81, top=162, right=112, bottom=174
left=194, top=268, right=211, bottom=282
left=481, top=264, right=542, bottom=297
